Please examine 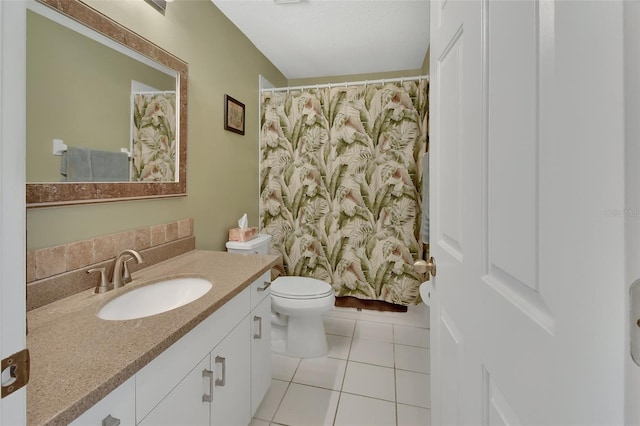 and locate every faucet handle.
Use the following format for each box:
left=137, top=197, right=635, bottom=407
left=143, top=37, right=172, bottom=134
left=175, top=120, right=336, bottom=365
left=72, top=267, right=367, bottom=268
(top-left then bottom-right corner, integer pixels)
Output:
left=88, top=267, right=109, bottom=294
